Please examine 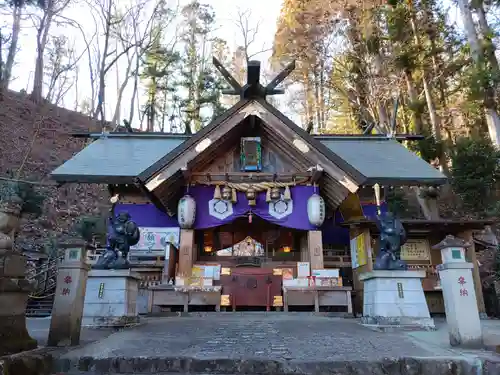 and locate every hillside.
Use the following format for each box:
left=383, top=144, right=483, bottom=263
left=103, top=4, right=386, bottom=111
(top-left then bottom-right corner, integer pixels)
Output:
left=0, top=90, right=109, bottom=253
